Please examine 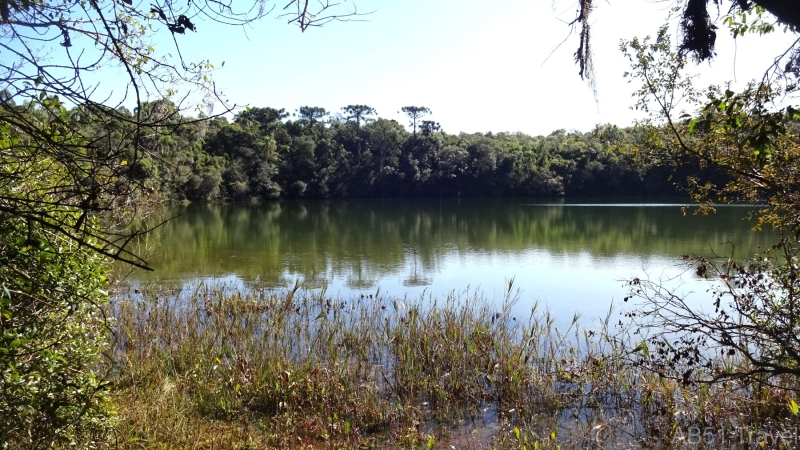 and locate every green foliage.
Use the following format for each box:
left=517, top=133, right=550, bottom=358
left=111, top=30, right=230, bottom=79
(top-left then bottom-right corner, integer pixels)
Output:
left=0, top=98, right=719, bottom=207
left=620, top=28, right=800, bottom=386
left=0, top=223, right=113, bottom=449
left=723, top=5, right=778, bottom=38
left=75, top=102, right=703, bottom=201
left=0, top=133, right=113, bottom=447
